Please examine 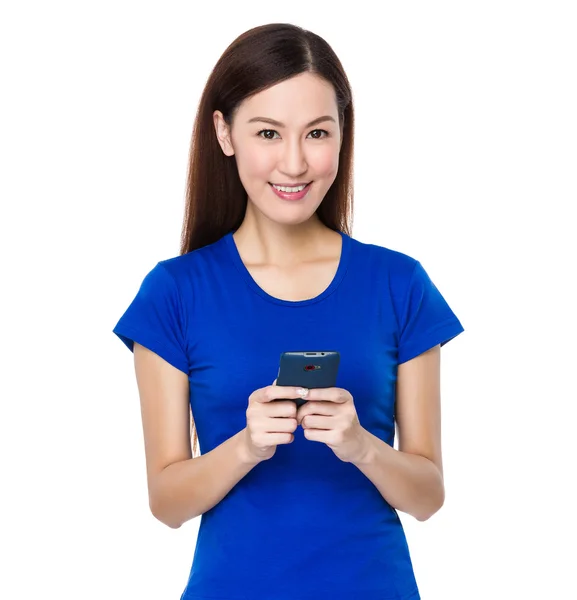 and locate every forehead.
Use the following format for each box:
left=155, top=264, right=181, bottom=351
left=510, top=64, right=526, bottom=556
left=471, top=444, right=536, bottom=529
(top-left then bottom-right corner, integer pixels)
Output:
left=236, top=72, right=338, bottom=124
